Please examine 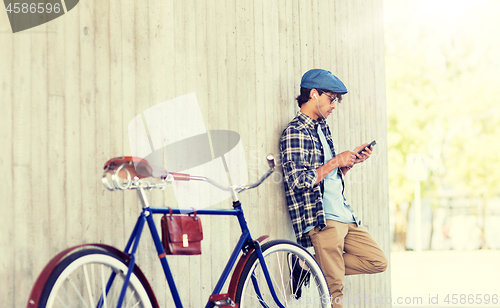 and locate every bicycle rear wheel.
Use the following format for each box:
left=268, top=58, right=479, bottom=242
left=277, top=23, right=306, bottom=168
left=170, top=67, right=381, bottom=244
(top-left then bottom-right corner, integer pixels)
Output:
left=235, top=240, right=330, bottom=307
left=38, top=248, right=154, bottom=308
